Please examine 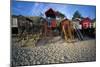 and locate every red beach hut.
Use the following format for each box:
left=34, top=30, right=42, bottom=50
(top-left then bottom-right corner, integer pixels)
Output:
left=80, top=17, right=92, bottom=29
